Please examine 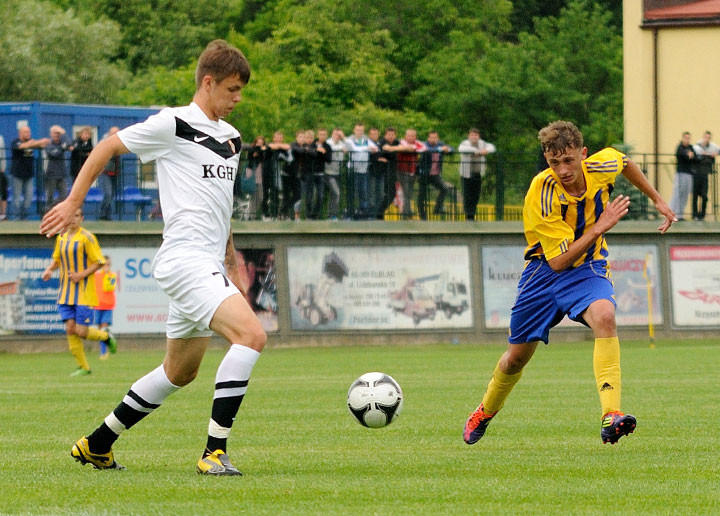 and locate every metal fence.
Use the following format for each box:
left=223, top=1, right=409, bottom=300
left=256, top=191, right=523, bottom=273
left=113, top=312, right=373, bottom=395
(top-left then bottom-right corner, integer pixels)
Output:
left=2, top=150, right=712, bottom=222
